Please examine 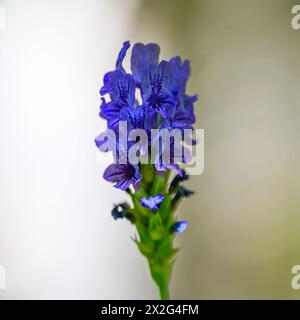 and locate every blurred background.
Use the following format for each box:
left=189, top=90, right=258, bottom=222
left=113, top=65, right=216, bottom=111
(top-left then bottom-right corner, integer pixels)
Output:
left=0, top=0, right=299, bottom=299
